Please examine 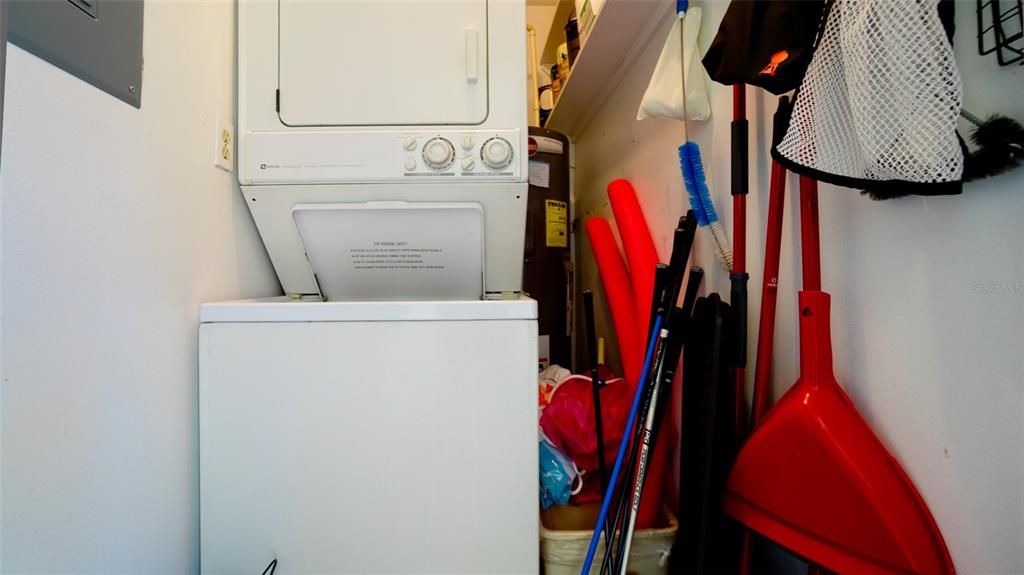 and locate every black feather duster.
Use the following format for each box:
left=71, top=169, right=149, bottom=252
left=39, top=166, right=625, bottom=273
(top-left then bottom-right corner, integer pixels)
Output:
left=963, top=114, right=1024, bottom=181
